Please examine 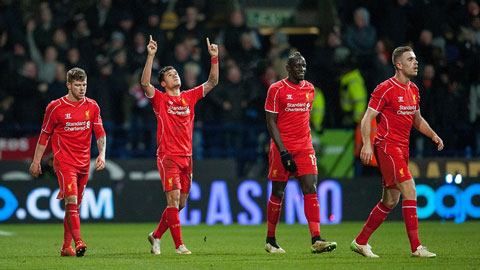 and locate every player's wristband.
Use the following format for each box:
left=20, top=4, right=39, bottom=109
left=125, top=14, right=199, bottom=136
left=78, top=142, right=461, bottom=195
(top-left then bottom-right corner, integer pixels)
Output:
left=211, top=57, right=218, bottom=64
left=280, top=150, right=289, bottom=156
